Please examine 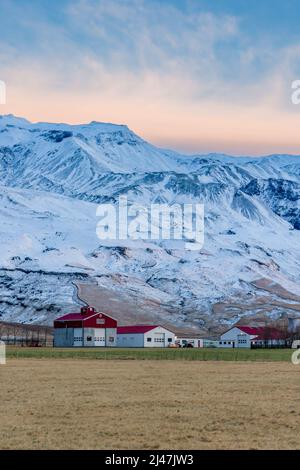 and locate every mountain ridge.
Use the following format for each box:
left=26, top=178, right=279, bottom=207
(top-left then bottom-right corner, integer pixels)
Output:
left=0, top=114, right=300, bottom=331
